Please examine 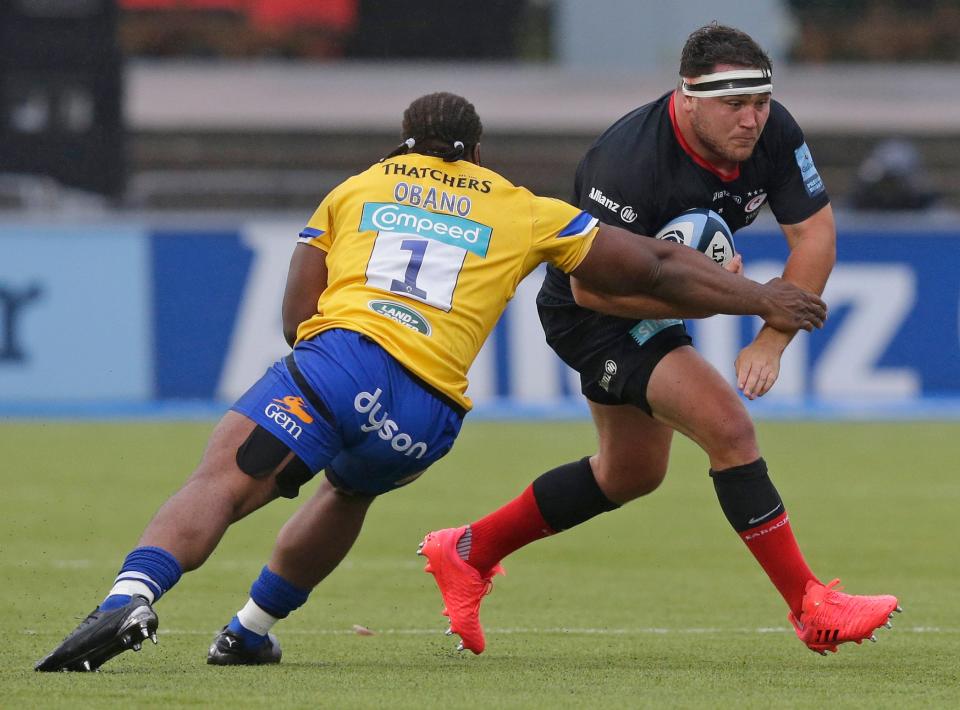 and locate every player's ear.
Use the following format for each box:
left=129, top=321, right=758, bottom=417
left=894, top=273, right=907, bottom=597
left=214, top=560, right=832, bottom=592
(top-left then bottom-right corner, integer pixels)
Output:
left=470, top=143, right=481, bottom=166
